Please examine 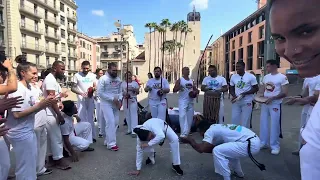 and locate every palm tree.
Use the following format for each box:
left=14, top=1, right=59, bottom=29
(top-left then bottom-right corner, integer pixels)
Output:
left=150, top=22, right=158, bottom=69
left=145, top=23, right=152, bottom=72
left=178, top=20, right=187, bottom=77
left=181, top=25, right=192, bottom=69
left=160, top=19, right=171, bottom=74
left=176, top=42, right=183, bottom=79
left=170, top=23, right=180, bottom=81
